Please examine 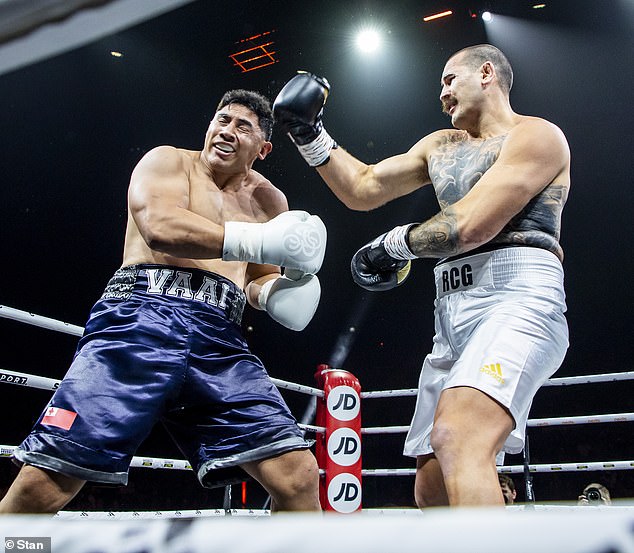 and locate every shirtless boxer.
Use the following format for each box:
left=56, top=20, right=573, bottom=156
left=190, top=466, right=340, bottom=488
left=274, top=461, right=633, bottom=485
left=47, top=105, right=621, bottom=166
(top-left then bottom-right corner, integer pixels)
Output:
left=274, top=44, right=570, bottom=507
left=0, top=89, right=324, bottom=513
